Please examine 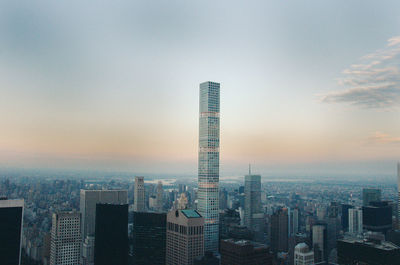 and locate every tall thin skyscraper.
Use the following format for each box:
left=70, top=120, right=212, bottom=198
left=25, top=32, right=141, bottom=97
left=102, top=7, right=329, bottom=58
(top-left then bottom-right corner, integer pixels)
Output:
left=156, top=181, right=164, bottom=212
left=50, top=212, right=81, bottom=265
left=198, top=81, right=220, bottom=253
left=244, top=171, right=261, bottom=230
left=0, top=198, right=24, bottom=265
left=134, top=176, right=145, bottom=212
left=348, top=207, right=363, bottom=235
